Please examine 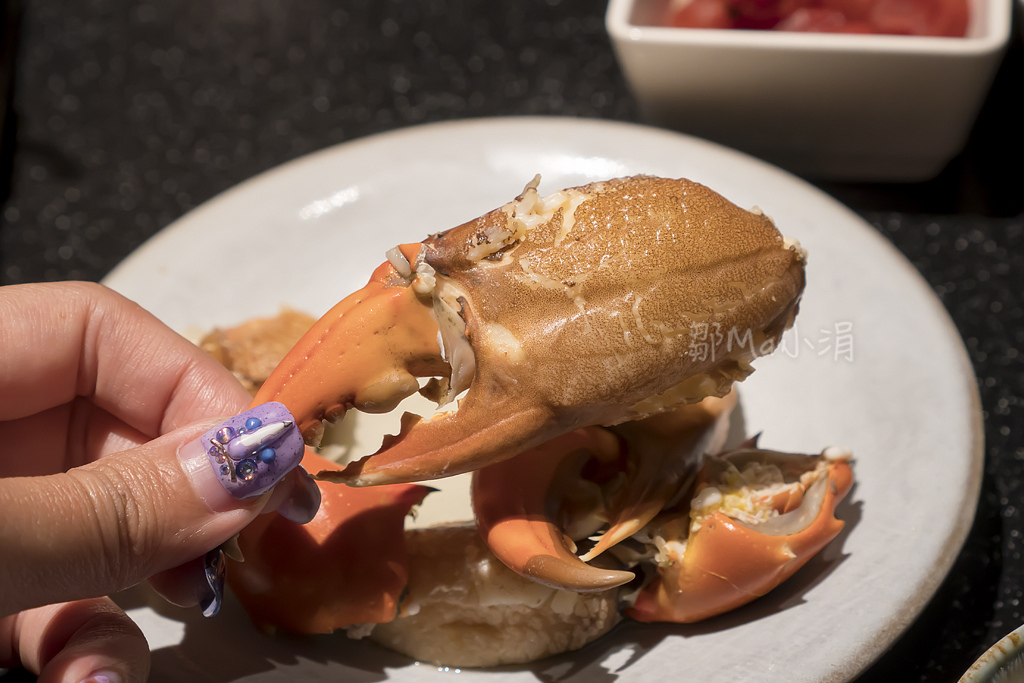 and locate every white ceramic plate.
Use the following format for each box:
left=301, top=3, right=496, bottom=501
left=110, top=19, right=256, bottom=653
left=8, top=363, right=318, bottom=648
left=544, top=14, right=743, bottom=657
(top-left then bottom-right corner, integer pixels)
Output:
left=103, top=117, right=983, bottom=683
